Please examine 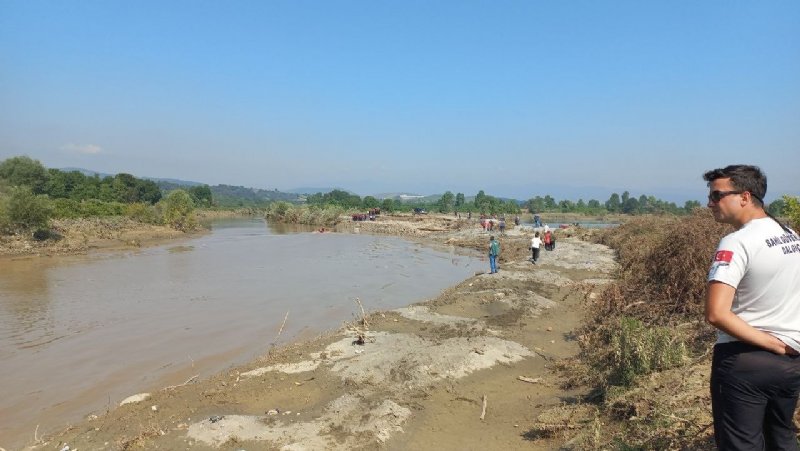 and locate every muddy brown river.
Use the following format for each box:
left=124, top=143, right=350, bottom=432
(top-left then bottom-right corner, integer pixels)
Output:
left=0, top=219, right=481, bottom=449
